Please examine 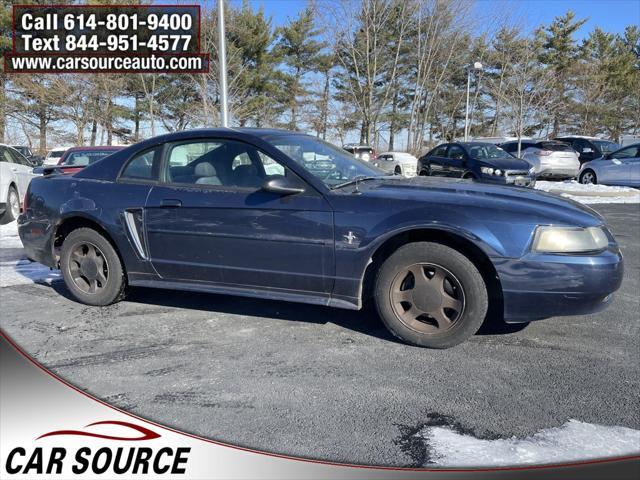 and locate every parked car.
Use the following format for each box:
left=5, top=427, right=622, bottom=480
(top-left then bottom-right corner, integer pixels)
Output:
left=500, top=140, right=580, bottom=180
left=554, top=136, right=620, bottom=164
left=578, top=143, right=640, bottom=186
left=0, top=144, right=37, bottom=223
left=43, top=147, right=70, bottom=166
left=418, top=142, right=535, bottom=186
left=11, top=146, right=43, bottom=166
left=56, top=146, right=125, bottom=174
left=342, top=144, right=376, bottom=162
left=373, top=152, right=418, bottom=177
left=19, top=129, right=623, bottom=349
